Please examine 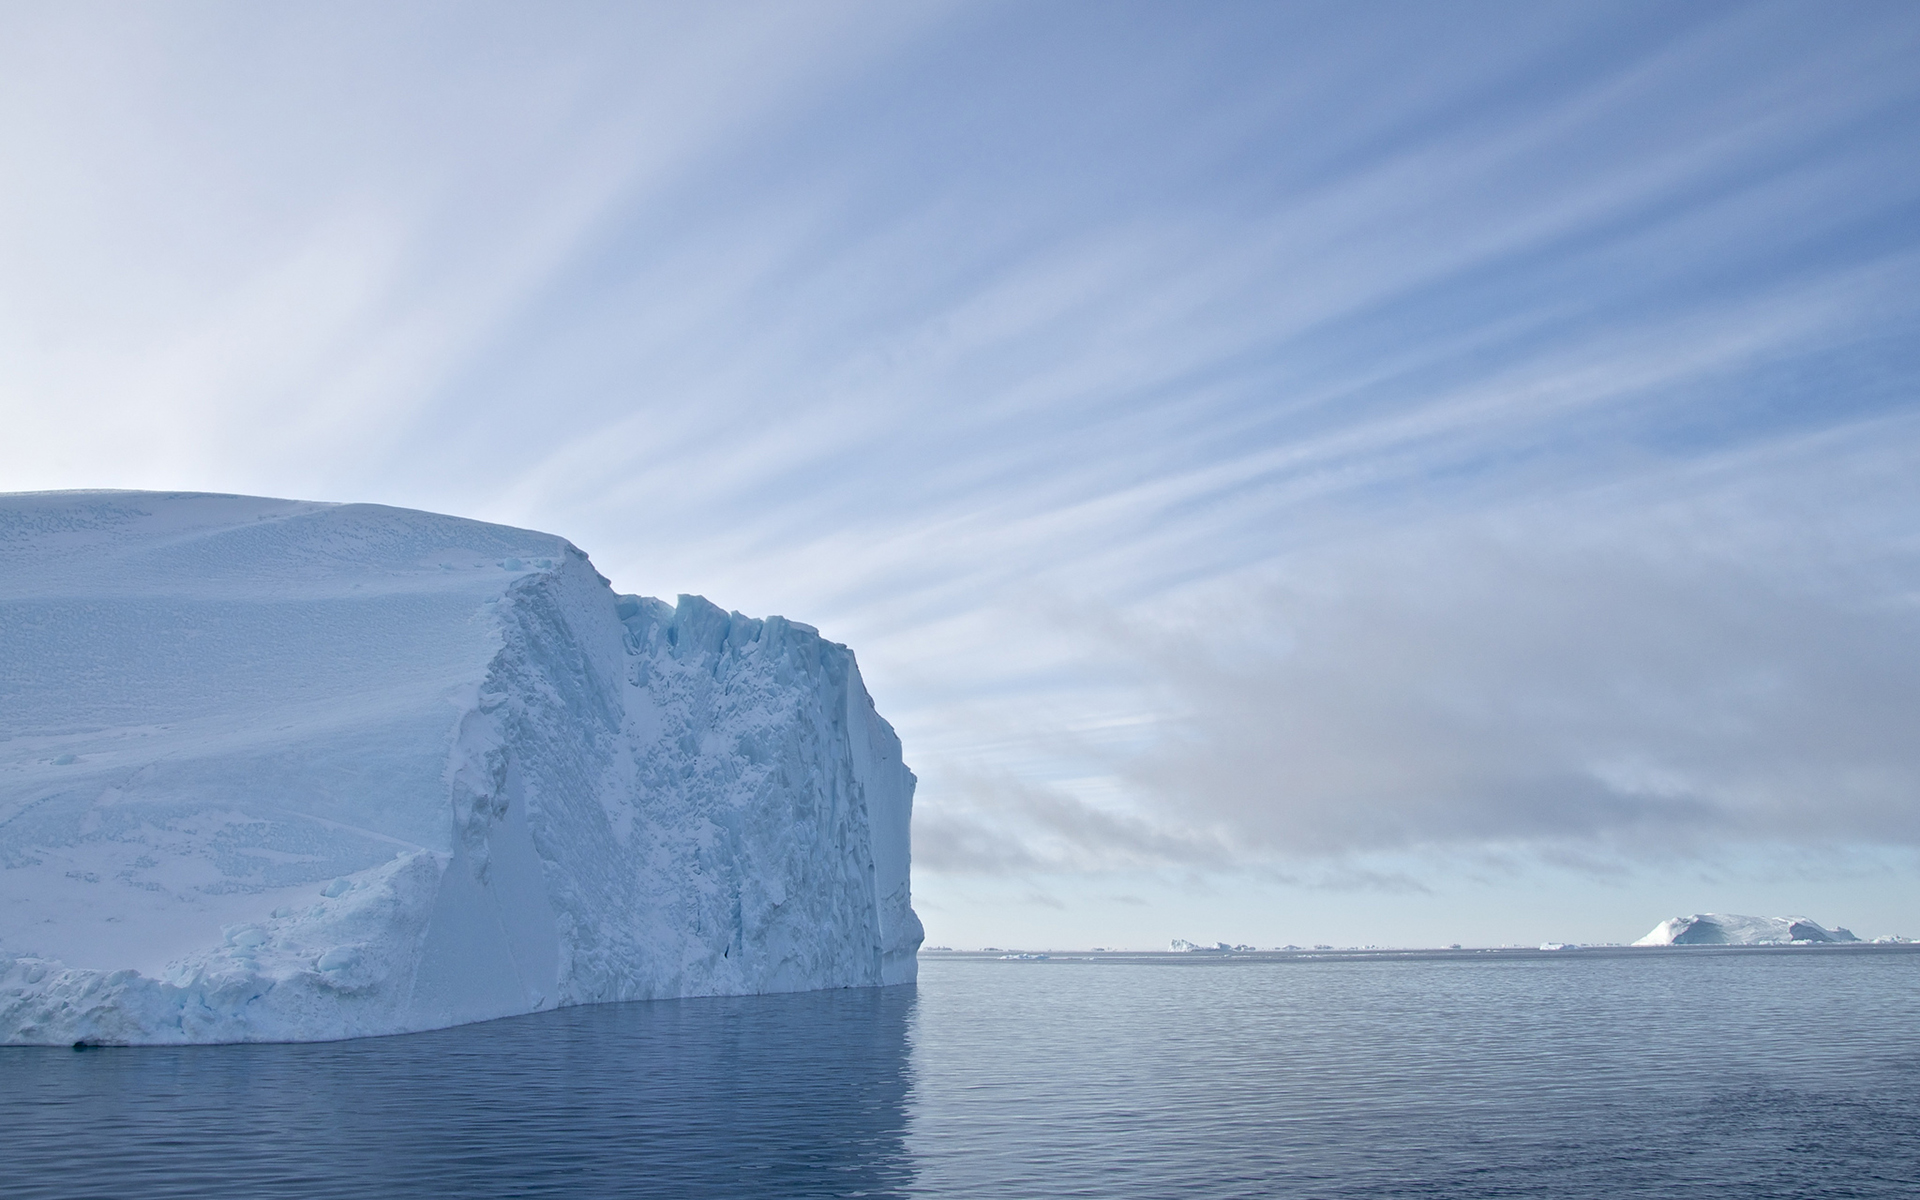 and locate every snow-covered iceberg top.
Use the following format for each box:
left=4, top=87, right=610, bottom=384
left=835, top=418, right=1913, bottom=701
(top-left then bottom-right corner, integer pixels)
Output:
left=0, top=491, right=921, bottom=1044
left=1633, top=913, right=1858, bottom=946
